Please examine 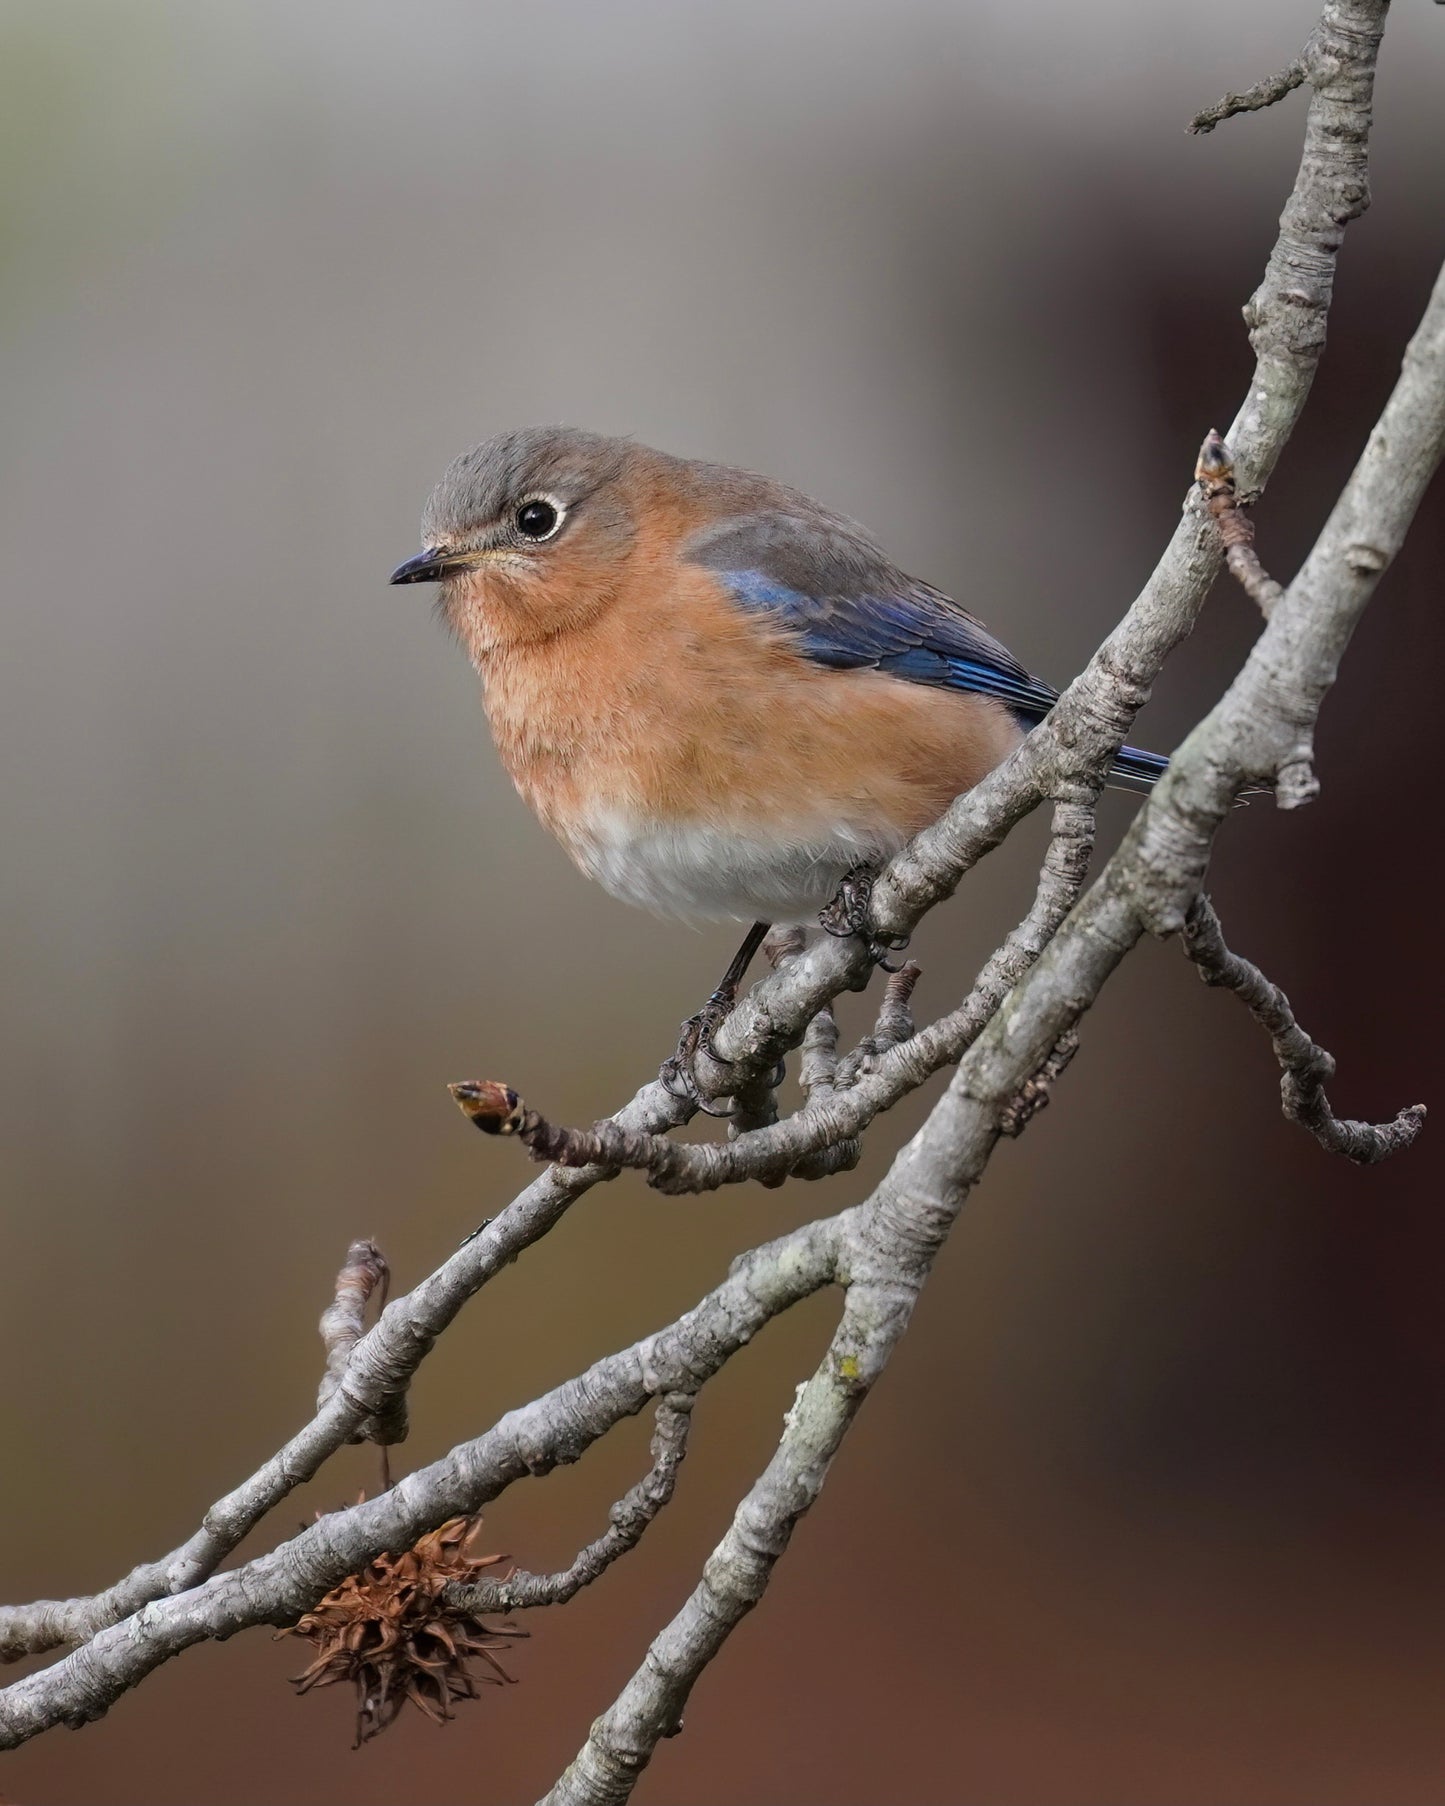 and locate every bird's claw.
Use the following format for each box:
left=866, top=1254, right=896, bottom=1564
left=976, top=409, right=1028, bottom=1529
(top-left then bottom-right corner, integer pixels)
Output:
left=819, top=866, right=911, bottom=971
left=677, top=990, right=738, bottom=1067
left=660, top=995, right=786, bottom=1115
left=659, top=992, right=739, bottom=1113
left=658, top=1063, right=740, bottom=1118
left=819, top=864, right=875, bottom=939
